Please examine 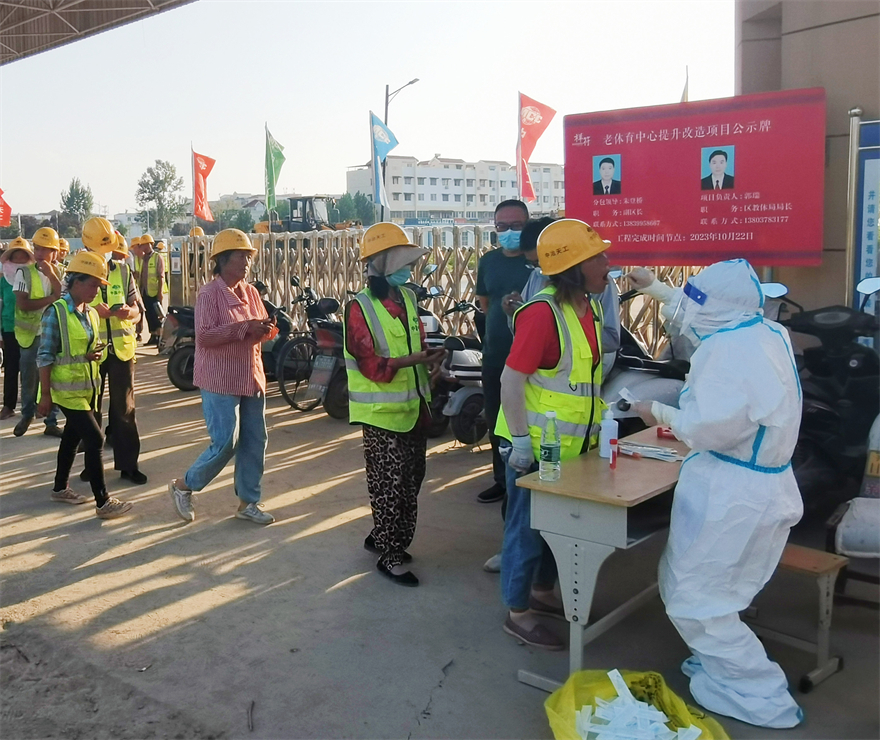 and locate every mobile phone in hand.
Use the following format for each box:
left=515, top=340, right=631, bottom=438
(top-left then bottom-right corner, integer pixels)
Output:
left=109, top=304, right=123, bottom=312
